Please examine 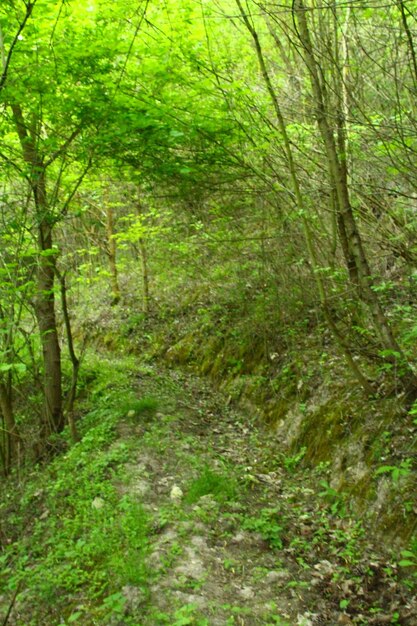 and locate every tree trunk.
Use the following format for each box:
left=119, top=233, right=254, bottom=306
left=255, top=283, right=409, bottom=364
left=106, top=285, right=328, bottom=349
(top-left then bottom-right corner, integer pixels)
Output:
left=56, top=269, right=80, bottom=442
left=235, top=0, right=372, bottom=394
left=0, top=378, right=20, bottom=475
left=104, top=191, right=121, bottom=305
left=139, top=237, right=150, bottom=315
left=293, top=1, right=417, bottom=394
left=136, top=195, right=151, bottom=315
left=34, top=222, right=64, bottom=434
left=11, top=103, right=64, bottom=434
